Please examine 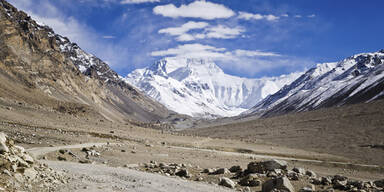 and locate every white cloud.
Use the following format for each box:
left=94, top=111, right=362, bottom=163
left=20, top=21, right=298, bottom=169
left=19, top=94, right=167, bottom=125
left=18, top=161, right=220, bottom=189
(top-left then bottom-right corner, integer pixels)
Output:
left=121, top=0, right=159, bottom=4
left=102, top=35, right=116, bottom=39
left=151, top=44, right=279, bottom=60
left=151, top=44, right=310, bottom=76
left=307, top=14, right=316, bottom=18
left=234, top=49, right=281, bottom=57
left=159, top=21, right=209, bottom=36
left=204, top=25, right=244, bottom=39
left=238, top=12, right=279, bottom=21
left=153, top=1, right=235, bottom=20
left=159, top=22, right=244, bottom=42
left=151, top=43, right=229, bottom=59
left=281, top=14, right=289, bottom=17
left=294, top=15, right=302, bottom=18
